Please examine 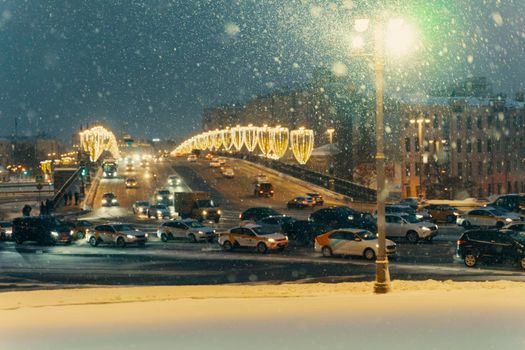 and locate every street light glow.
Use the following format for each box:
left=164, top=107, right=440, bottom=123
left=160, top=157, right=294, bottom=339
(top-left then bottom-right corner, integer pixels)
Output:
left=351, top=35, right=365, bottom=50
left=386, top=18, right=416, bottom=56
left=354, top=18, right=370, bottom=33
